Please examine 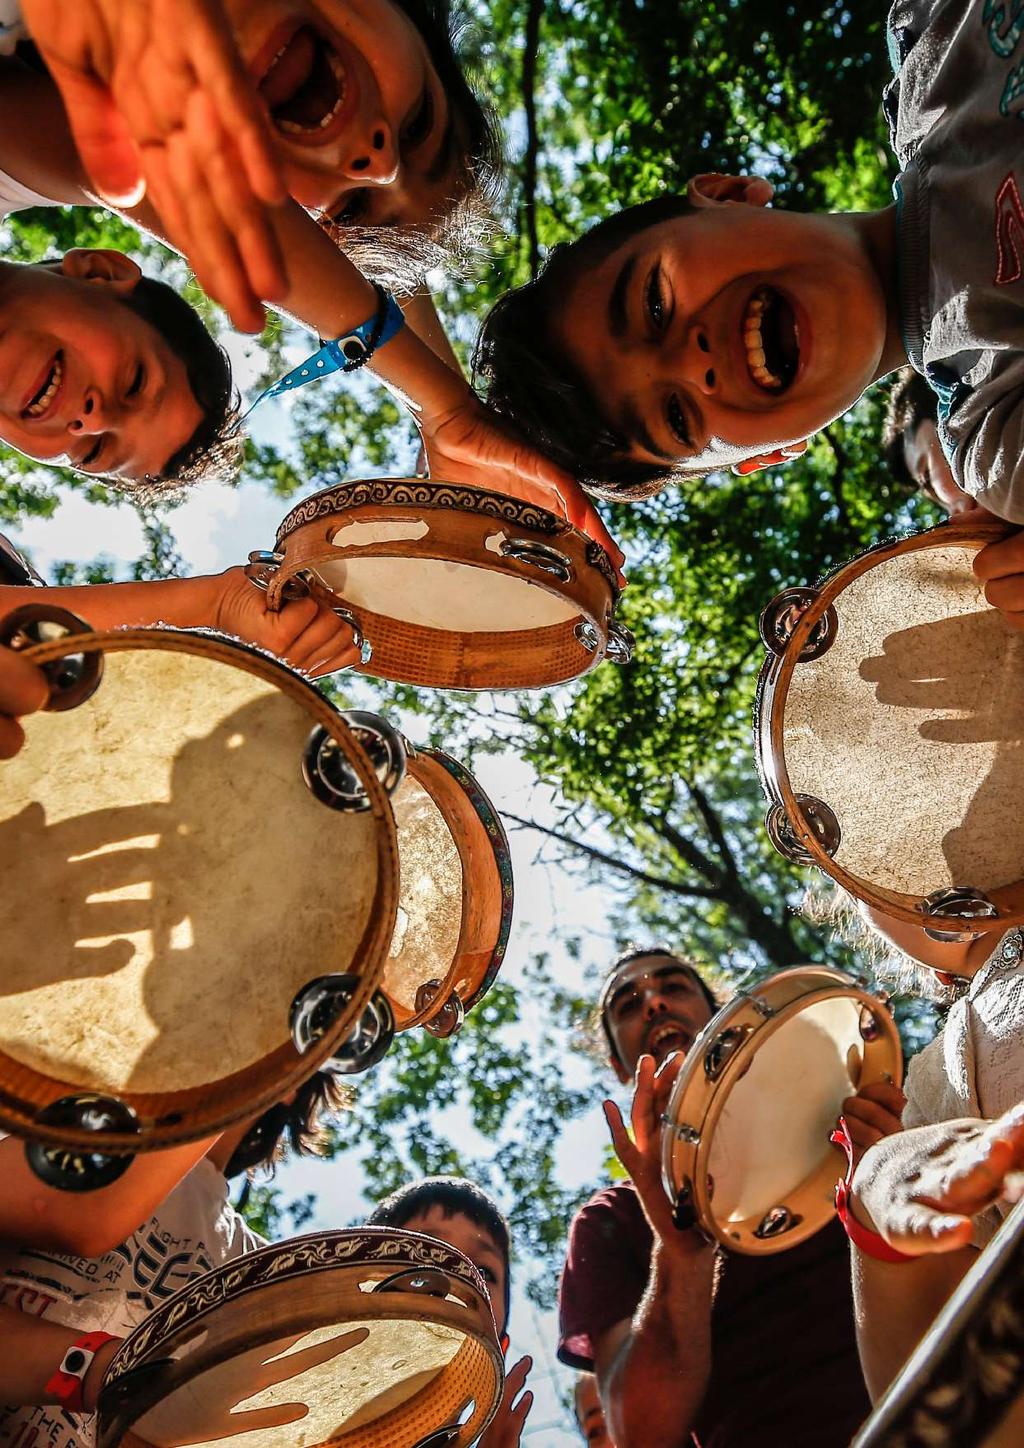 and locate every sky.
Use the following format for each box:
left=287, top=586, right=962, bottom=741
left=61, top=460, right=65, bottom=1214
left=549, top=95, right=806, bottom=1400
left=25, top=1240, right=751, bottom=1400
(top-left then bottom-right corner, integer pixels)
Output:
left=10, top=387, right=630, bottom=1444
